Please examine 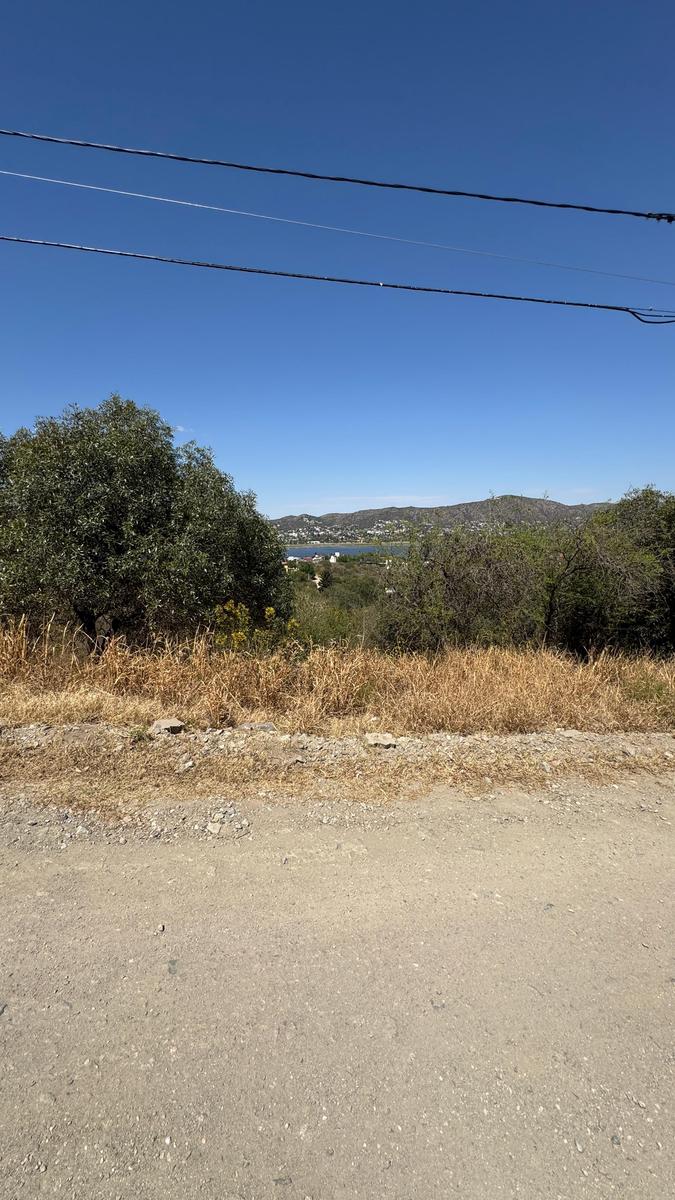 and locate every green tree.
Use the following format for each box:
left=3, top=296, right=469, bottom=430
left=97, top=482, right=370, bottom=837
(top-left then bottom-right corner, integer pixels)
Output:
left=539, top=521, right=659, bottom=653
left=377, top=527, right=543, bottom=652
left=609, top=487, right=675, bottom=649
left=0, top=395, right=289, bottom=640
left=375, top=503, right=669, bottom=656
